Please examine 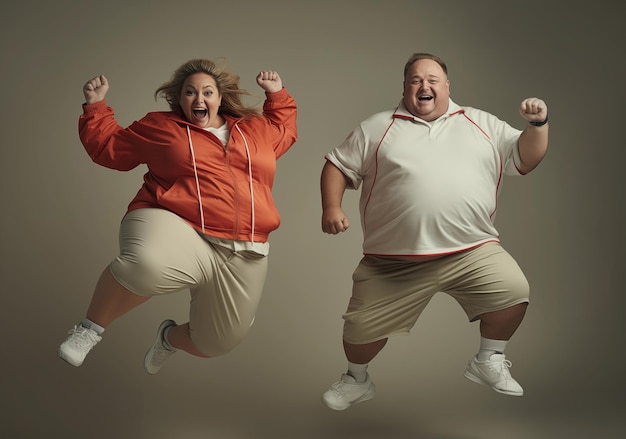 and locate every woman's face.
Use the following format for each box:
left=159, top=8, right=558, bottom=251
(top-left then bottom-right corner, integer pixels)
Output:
left=179, top=73, right=224, bottom=128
